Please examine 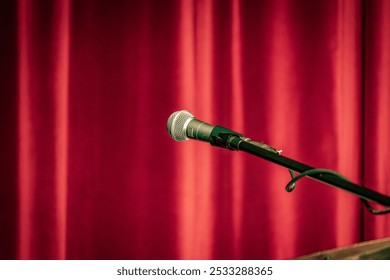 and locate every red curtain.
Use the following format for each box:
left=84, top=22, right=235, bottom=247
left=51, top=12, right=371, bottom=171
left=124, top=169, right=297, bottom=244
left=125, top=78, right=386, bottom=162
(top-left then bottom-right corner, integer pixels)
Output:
left=1, top=0, right=390, bottom=260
